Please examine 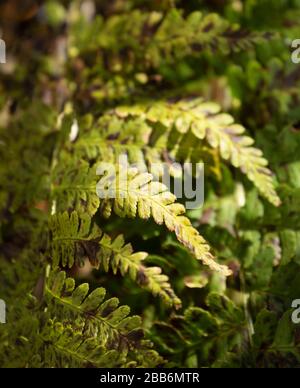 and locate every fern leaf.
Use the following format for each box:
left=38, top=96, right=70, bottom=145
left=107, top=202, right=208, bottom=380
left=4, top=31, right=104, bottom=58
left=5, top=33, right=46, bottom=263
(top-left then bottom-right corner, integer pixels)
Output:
left=45, top=270, right=144, bottom=351
left=96, top=165, right=231, bottom=275
left=71, top=115, right=156, bottom=174
left=150, top=293, right=247, bottom=367
left=40, top=319, right=123, bottom=368
left=72, top=113, right=220, bottom=179
left=50, top=212, right=181, bottom=308
left=1, top=277, right=163, bottom=368
left=116, top=99, right=281, bottom=207
left=52, top=161, right=100, bottom=215
left=41, top=319, right=163, bottom=367
left=73, top=9, right=274, bottom=69
left=149, top=11, right=273, bottom=63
